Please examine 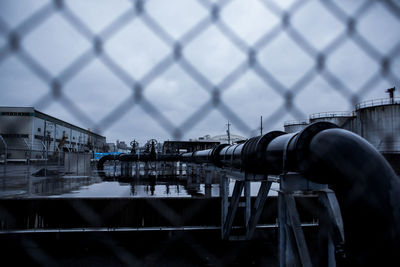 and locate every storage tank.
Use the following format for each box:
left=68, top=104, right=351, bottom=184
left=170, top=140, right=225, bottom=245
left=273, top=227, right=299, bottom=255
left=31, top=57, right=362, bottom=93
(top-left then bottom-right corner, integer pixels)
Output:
left=283, top=120, right=308, bottom=133
left=354, top=98, right=400, bottom=173
left=309, top=111, right=355, bottom=131
left=354, top=98, right=400, bottom=152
